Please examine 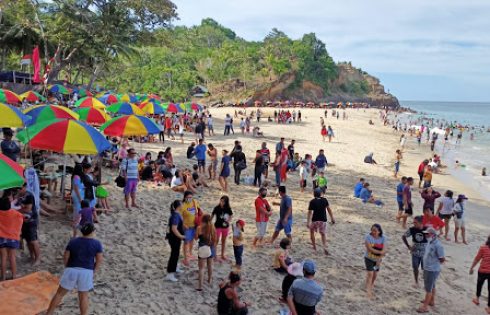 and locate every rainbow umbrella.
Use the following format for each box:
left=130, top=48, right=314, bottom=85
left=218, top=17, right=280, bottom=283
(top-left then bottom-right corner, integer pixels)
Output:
left=176, top=103, right=187, bottom=112
left=17, top=119, right=111, bottom=154
left=0, top=89, right=21, bottom=105
left=162, top=102, right=181, bottom=113
left=98, top=93, right=119, bottom=105
left=117, top=93, right=138, bottom=103
left=0, top=153, right=25, bottom=189
left=74, top=97, right=105, bottom=110
left=48, top=84, right=71, bottom=95
left=24, top=105, right=79, bottom=125
left=20, top=91, right=46, bottom=102
left=74, top=88, right=93, bottom=97
left=0, top=103, right=32, bottom=127
left=139, top=101, right=165, bottom=115
left=191, top=103, right=203, bottom=111
left=106, top=102, right=144, bottom=115
left=100, top=115, right=160, bottom=137
left=75, top=107, right=110, bottom=125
